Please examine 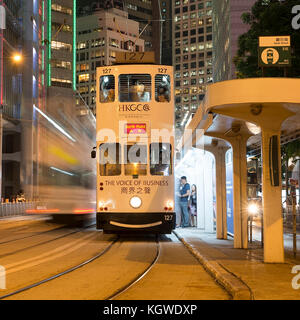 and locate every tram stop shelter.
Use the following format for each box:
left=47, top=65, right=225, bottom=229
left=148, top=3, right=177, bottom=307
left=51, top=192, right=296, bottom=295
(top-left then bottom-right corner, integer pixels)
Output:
left=179, top=78, right=300, bottom=263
